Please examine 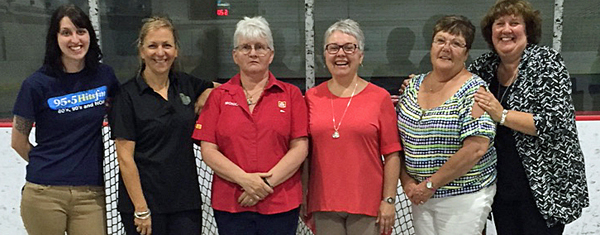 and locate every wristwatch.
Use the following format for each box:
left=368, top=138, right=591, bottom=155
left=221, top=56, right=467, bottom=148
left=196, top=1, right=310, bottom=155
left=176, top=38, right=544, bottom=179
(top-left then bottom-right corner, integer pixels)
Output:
left=383, top=196, right=395, bottom=204
left=425, top=178, right=436, bottom=192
